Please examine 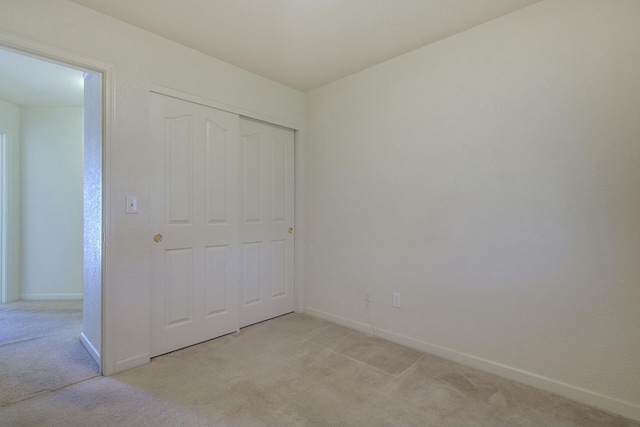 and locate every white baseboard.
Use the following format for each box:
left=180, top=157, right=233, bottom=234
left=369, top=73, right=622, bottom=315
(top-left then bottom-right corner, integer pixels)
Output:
left=20, top=293, right=82, bottom=300
left=304, top=306, right=640, bottom=423
left=80, top=332, right=100, bottom=370
left=114, top=352, right=150, bottom=374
